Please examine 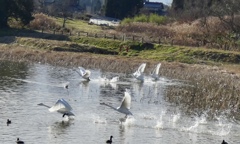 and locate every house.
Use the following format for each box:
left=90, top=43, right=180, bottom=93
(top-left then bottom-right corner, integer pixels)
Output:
left=143, top=1, right=166, bottom=15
